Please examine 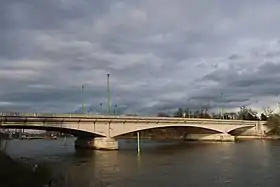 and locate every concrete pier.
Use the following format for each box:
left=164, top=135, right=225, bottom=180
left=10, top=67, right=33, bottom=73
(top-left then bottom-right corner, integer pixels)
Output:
left=184, top=133, right=235, bottom=142
left=75, top=137, right=119, bottom=150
